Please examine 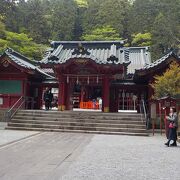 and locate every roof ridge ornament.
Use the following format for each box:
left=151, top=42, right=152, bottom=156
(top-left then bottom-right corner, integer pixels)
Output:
left=72, top=43, right=90, bottom=55
left=107, top=56, right=119, bottom=63
left=6, top=48, right=13, bottom=53
left=107, top=44, right=118, bottom=63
